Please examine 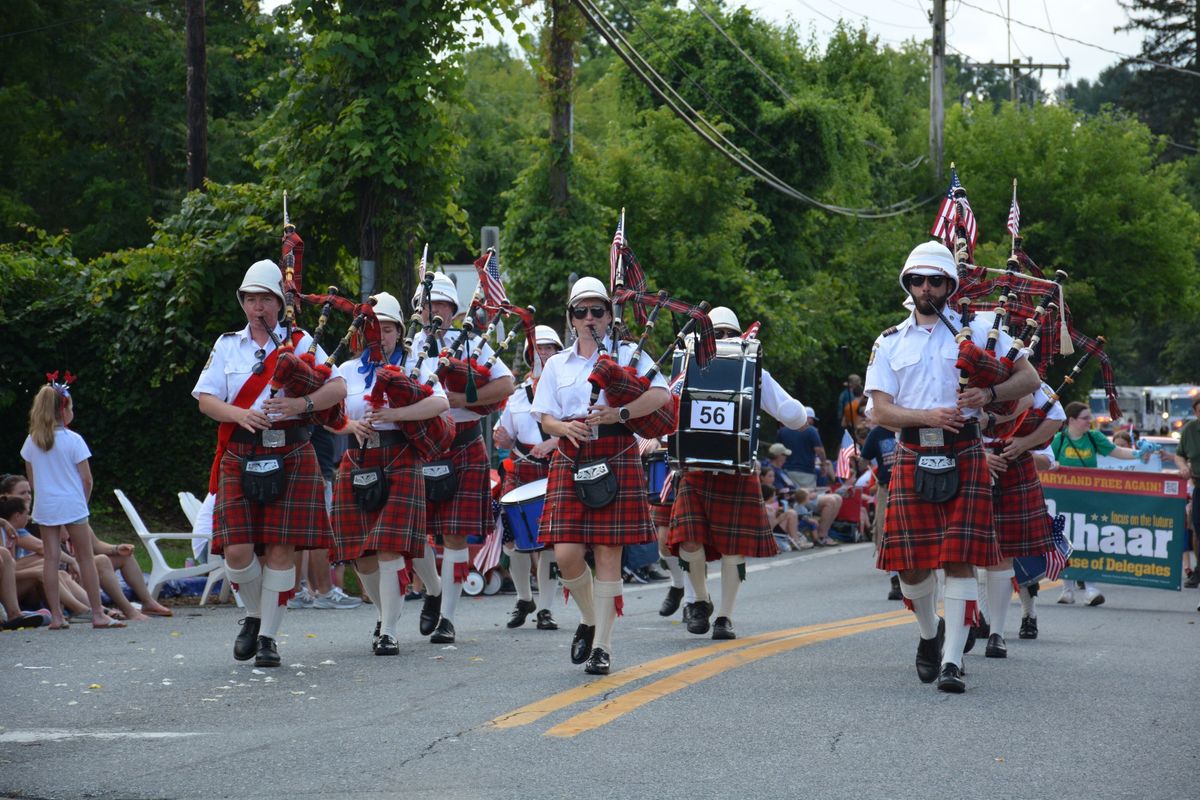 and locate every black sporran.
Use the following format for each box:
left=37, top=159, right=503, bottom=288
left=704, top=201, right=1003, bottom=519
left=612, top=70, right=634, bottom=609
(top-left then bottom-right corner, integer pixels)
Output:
left=913, top=453, right=959, bottom=504
left=422, top=459, right=460, bottom=502
left=573, top=459, right=618, bottom=509
left=241, top=454, right=285, bottom=504
left=351, top=466, right=388, bottom=513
